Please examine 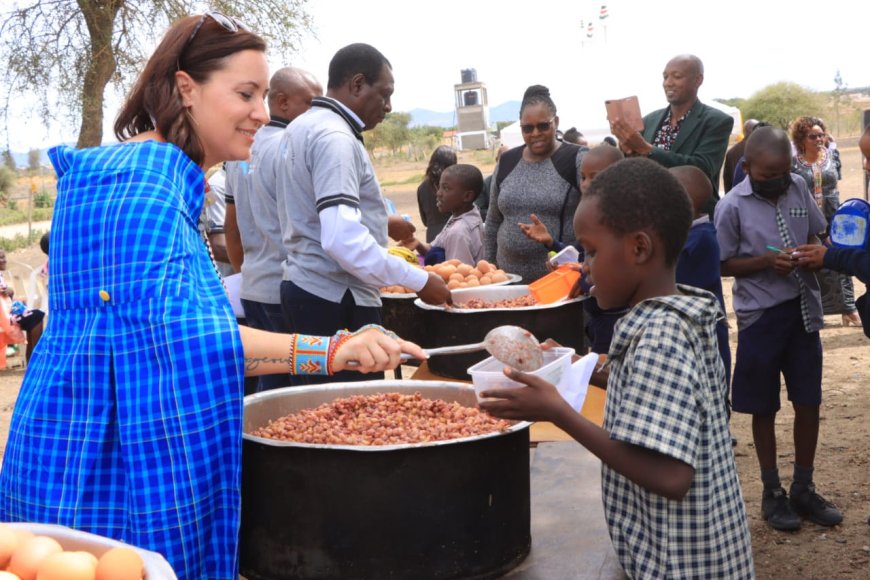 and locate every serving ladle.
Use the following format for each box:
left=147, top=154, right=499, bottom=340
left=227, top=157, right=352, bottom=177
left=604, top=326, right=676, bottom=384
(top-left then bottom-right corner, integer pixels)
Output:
left=349, top=325, right=544, bottom=371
